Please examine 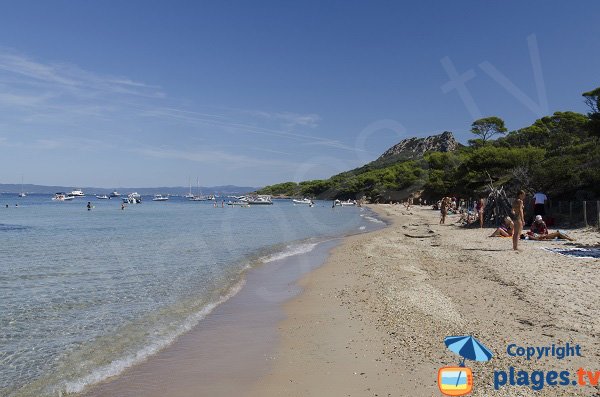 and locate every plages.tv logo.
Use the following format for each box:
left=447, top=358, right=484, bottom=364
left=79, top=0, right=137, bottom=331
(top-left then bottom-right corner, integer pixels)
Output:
left=438, top=335, right=493, bottom=396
